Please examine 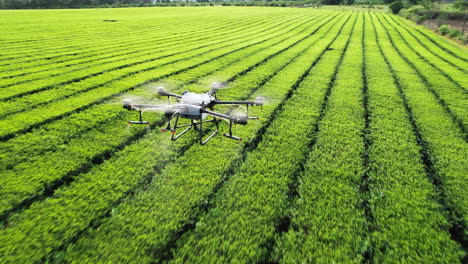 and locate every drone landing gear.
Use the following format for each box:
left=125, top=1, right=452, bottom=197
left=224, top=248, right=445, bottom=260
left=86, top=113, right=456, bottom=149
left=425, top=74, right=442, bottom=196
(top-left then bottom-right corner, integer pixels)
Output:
left=128, top=111, right=150, bottom=125
left=194, top=118, right=219, bottom=145
left=163, top=113, right=219, bottom=145
left=223, top=120, right=242, bottom=142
